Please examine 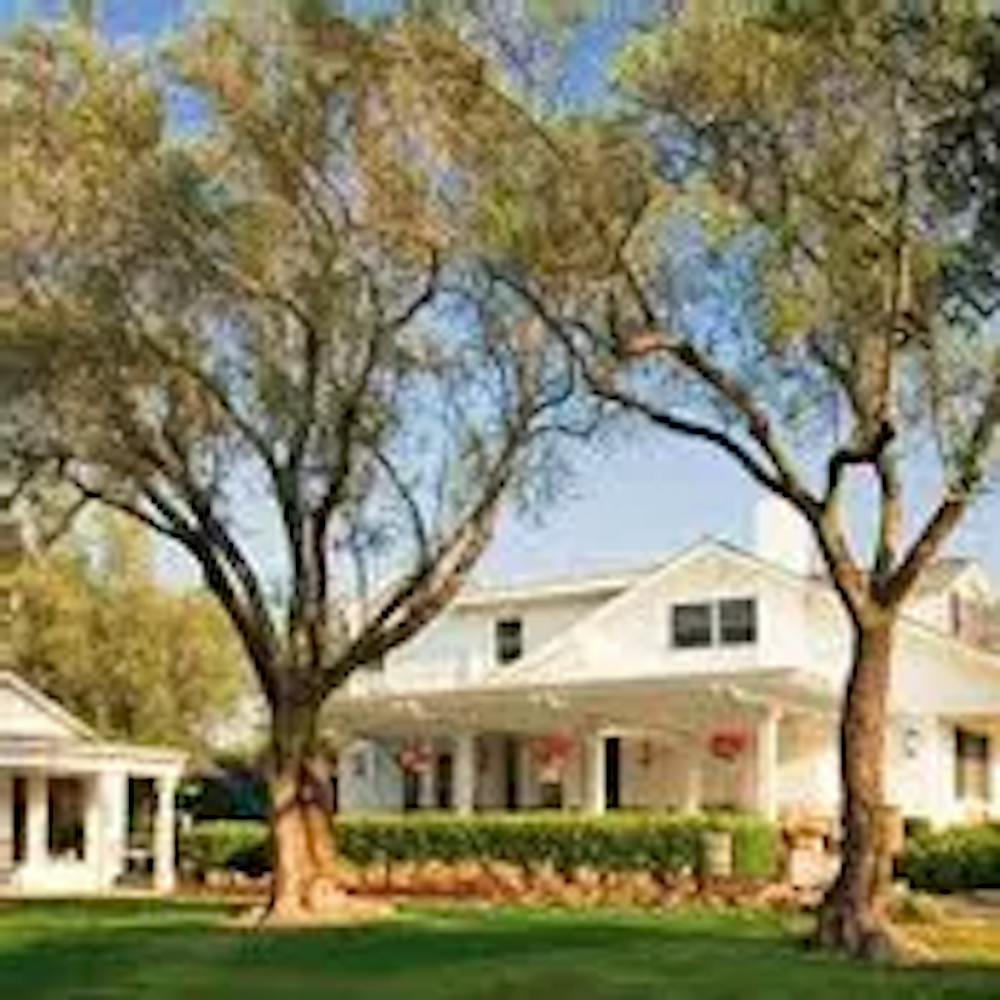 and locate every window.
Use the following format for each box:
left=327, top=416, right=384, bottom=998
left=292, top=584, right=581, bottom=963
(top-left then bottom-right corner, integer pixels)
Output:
left=719, top=598, right=758, bottom=645
left=955, top=728, right=991, bottom=801
left=671, top=603, right=713, bottom=648
left=495, top=618, right=523, bottom=664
